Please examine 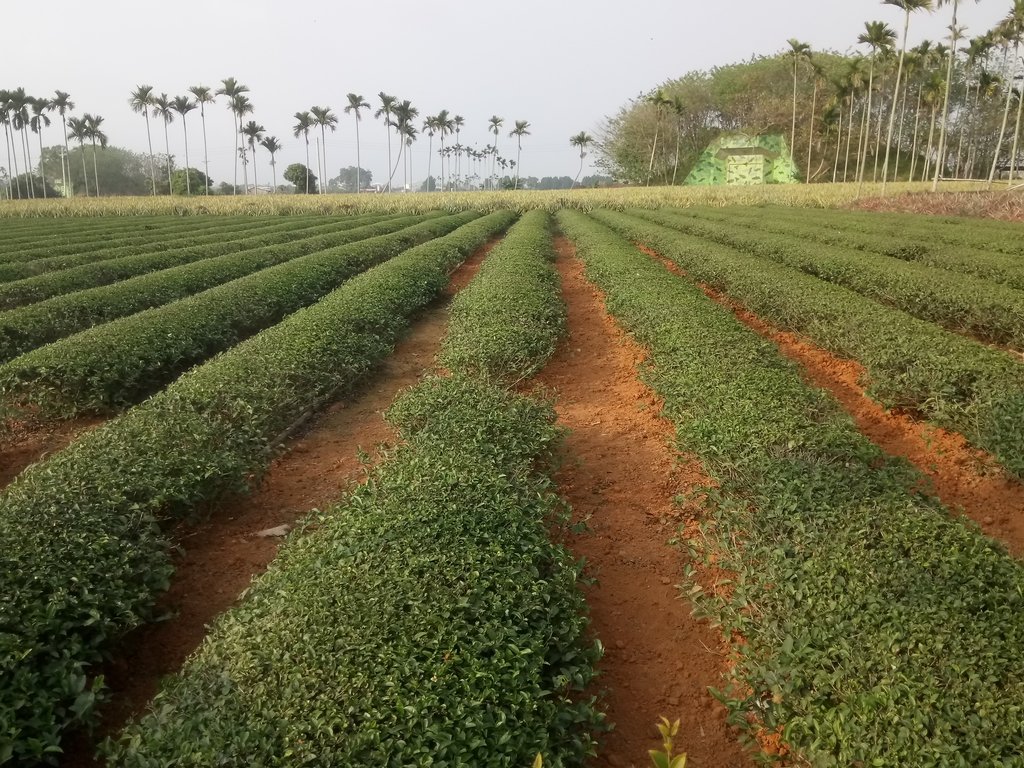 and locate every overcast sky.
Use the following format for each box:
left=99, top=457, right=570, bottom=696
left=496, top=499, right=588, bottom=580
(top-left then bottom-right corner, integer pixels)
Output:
left=5, top=0, right=1010, bottom=188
